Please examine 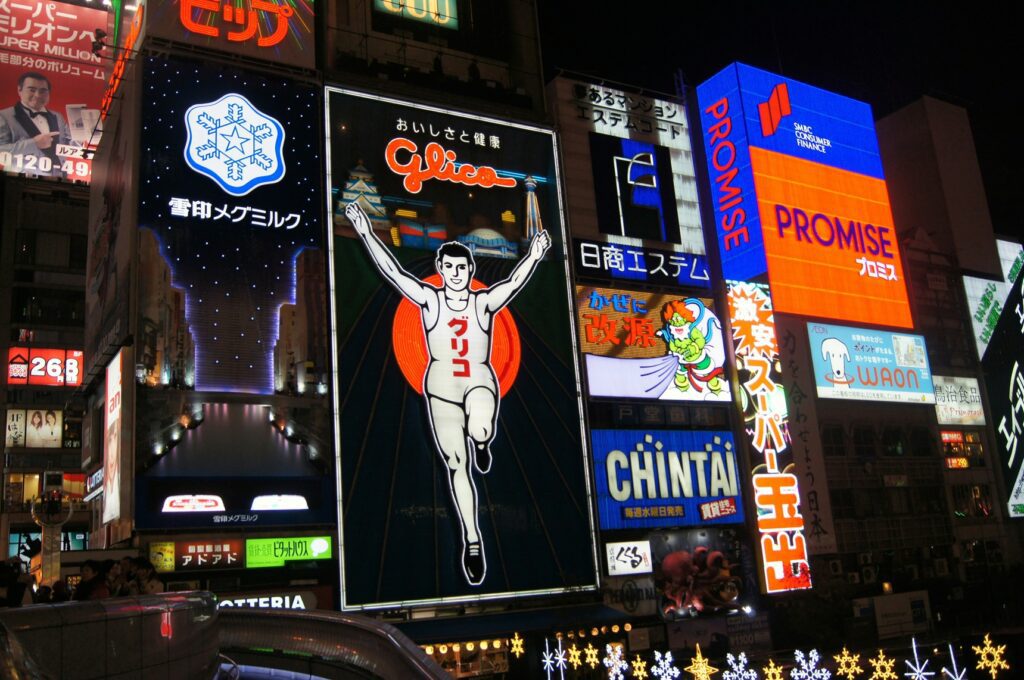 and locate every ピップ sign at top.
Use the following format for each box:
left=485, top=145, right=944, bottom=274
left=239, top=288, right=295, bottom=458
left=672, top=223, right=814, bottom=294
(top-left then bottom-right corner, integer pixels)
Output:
left=697, top=63, right=912, bottom=328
